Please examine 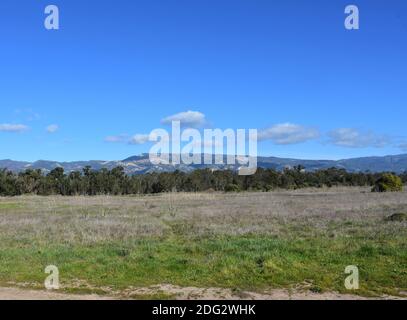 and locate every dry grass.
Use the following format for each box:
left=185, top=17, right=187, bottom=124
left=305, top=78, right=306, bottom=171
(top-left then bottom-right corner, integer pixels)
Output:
left=1, top=187, right=406, bottom=243
left=0, top=187, right=406, bottom=297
